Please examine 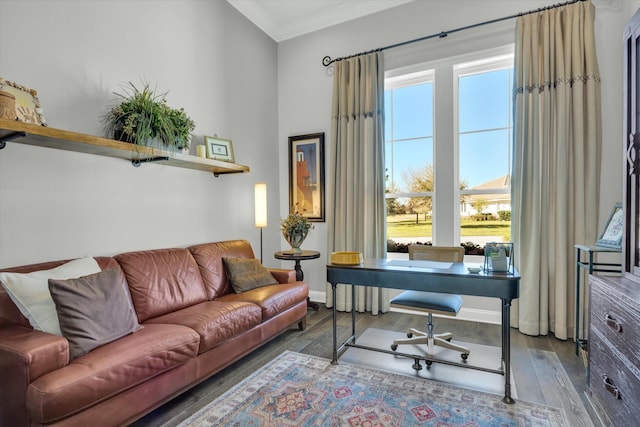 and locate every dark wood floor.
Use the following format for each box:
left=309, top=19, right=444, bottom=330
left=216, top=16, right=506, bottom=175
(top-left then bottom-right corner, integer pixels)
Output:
left=132, top=306, right=598, bottom=426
